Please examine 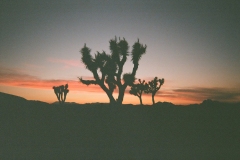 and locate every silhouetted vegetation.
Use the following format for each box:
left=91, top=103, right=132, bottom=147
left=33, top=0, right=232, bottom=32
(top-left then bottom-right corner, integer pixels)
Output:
left=129, top=79, right=148, bottom=105
left=79, top=37, right=147, bottom=104
left=145, top=77, right=164, bottom=104
left=52, top=84, right=69, bottom=104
